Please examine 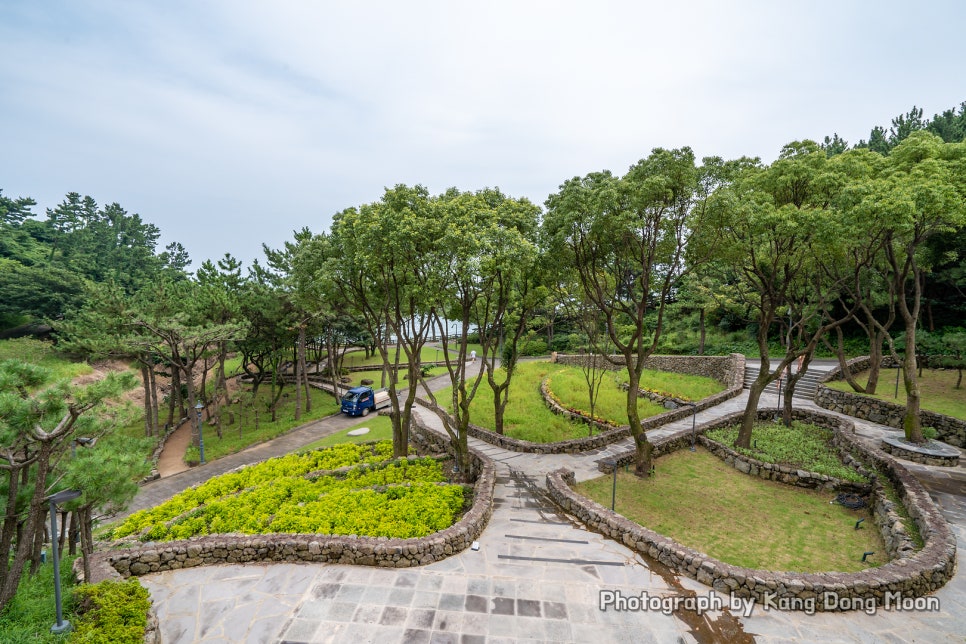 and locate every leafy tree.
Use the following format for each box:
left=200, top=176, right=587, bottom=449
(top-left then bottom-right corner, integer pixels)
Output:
left=0, top=360, right=137, bottom=612
left=705, top=141, right=862, bottom=440
left=417, top=188, right=539, bottom=472
left=544, top=147, right=715, bottom=475
left=328, top=185, right=438, bottom=458
left=874, top=133, right=966, bottom=441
